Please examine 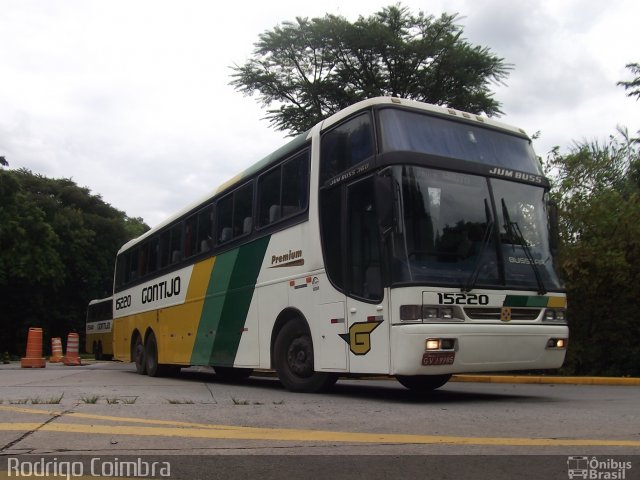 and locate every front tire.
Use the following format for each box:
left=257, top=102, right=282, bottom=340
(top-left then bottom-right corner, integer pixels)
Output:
left=396, top=374, right=452, bottom=393
left=274, top=319, right=338, bottom=393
